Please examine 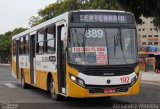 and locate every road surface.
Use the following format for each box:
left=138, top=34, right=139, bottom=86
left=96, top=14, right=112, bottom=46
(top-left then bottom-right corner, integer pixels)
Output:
left=0, top=66, right=159, bottom=109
